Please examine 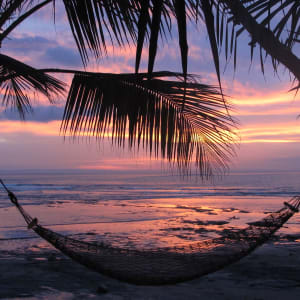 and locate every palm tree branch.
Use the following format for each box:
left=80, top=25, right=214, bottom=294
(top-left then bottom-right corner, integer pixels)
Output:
left=61, top=0, right=140, bottom=65
left=147, top=0, right=163, bottom=75
left=219, top=0, right=300, bottom=82
left=135, top=0, right=150, bottom=73
left=0, top=0, right=24, bottom=28
left=58, top=71, right=236, bottom=175
left=0, top=54, right=65, bottom=118
left=0, top=0, right=52, bottom=43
